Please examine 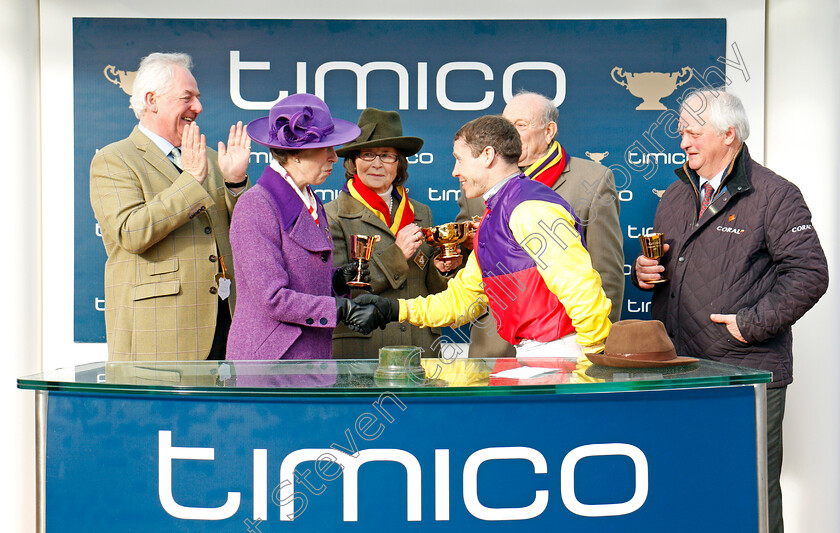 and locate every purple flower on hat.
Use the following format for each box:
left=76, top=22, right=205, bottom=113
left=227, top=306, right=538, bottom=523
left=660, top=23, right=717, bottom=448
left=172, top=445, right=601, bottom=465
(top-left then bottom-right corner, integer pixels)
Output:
left=270, top=106, right=335, bottom=148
